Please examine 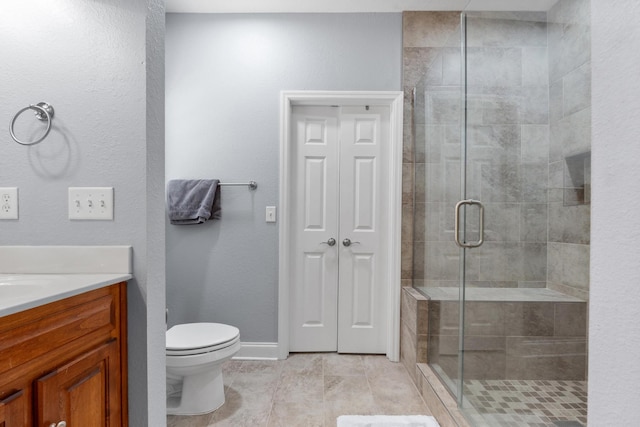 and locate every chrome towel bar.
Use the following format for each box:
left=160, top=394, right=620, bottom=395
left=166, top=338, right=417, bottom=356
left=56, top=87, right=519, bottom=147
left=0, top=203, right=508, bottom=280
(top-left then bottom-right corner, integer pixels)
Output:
left=218, top=180, right=258, bottom=190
